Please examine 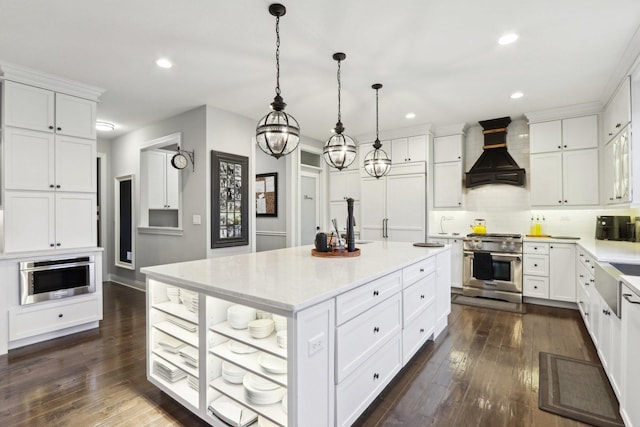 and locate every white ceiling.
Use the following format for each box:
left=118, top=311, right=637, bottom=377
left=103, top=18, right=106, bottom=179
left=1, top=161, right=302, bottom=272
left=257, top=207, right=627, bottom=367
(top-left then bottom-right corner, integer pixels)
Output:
left=1, top=0, right=639, bottom=141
